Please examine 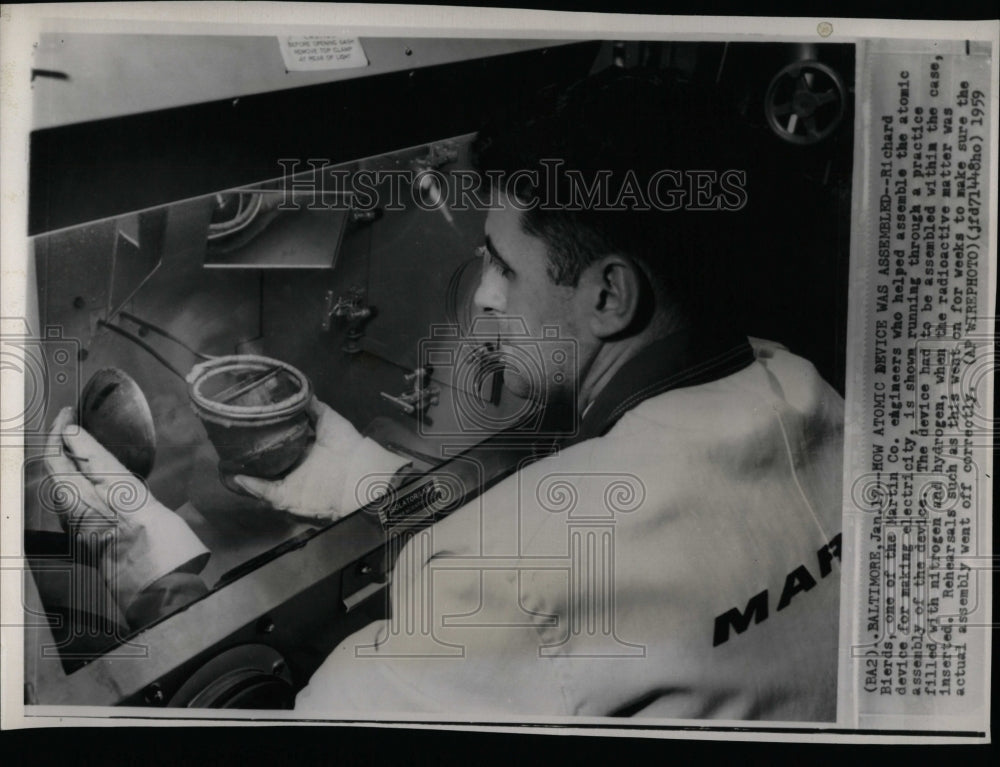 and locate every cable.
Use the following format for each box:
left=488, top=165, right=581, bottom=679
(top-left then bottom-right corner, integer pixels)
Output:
left=96, top=320, right=189, bottom=382
left=207, top=192, right=264, bottom=240
left=118, top=311, right=216, bottom=360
